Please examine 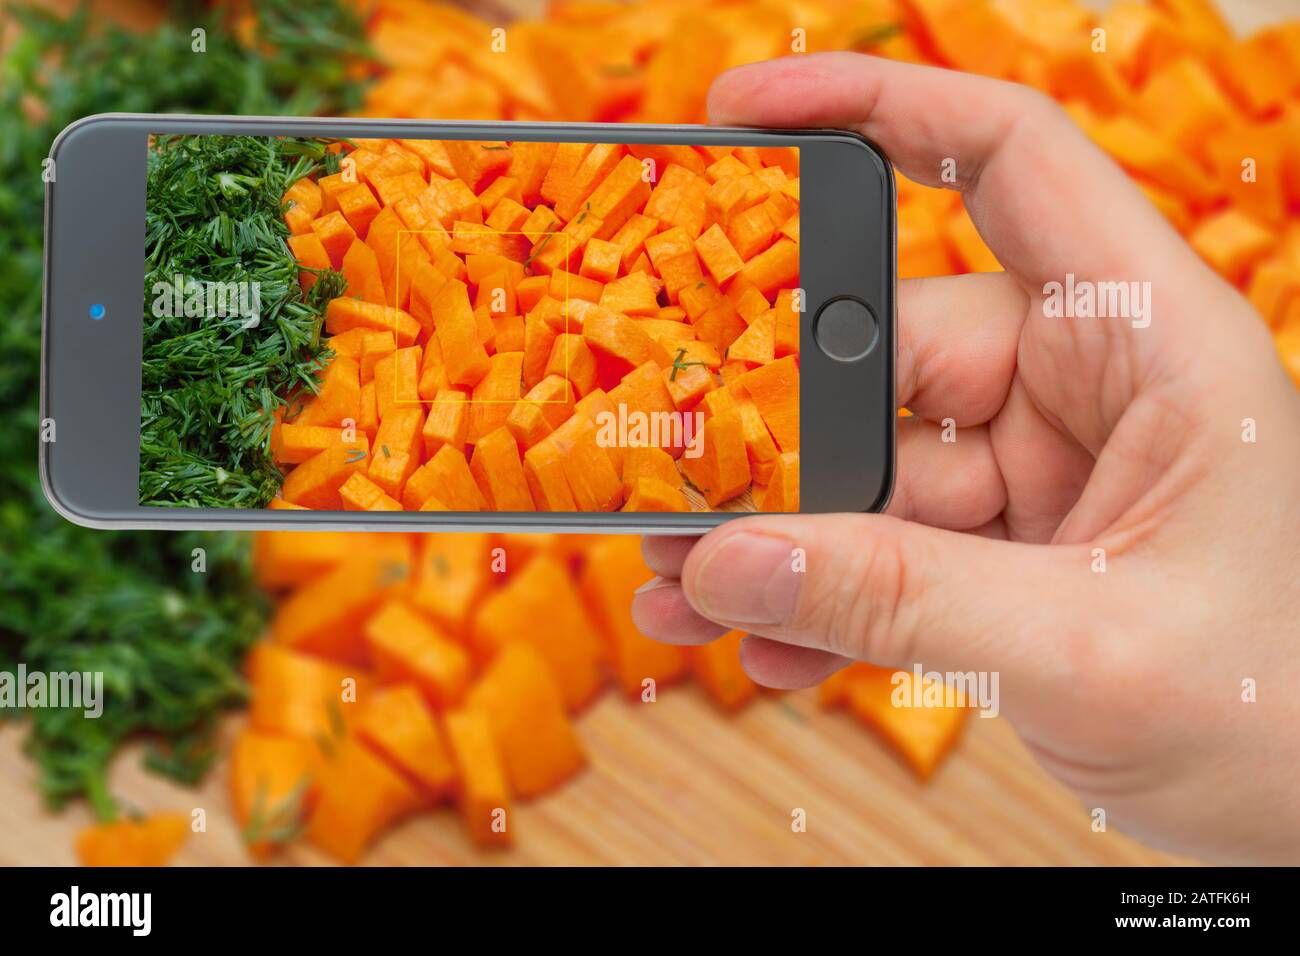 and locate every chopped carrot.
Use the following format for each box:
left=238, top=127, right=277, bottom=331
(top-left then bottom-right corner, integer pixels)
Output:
left=466, top=643, right=586, bottom=797
left=364, top=599, right=471, bottom=709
